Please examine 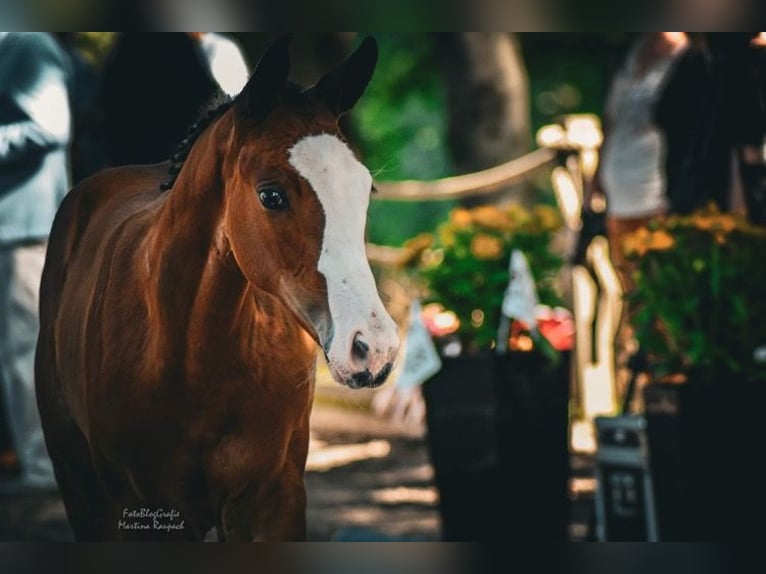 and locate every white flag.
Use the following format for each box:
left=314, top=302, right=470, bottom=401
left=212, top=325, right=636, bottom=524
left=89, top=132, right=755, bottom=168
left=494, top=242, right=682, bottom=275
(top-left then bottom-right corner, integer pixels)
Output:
left=501, top=250, right=539, bottom=327
left=396, top=300, right=443, bottom=390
